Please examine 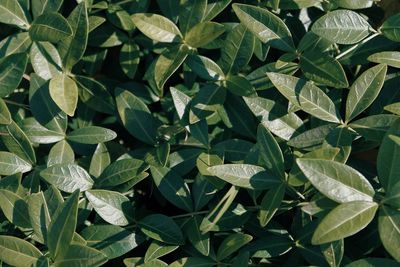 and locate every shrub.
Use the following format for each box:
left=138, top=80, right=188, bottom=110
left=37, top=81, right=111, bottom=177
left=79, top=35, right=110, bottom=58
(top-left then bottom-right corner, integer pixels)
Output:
left=0, top=0, right=399, bottom=266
